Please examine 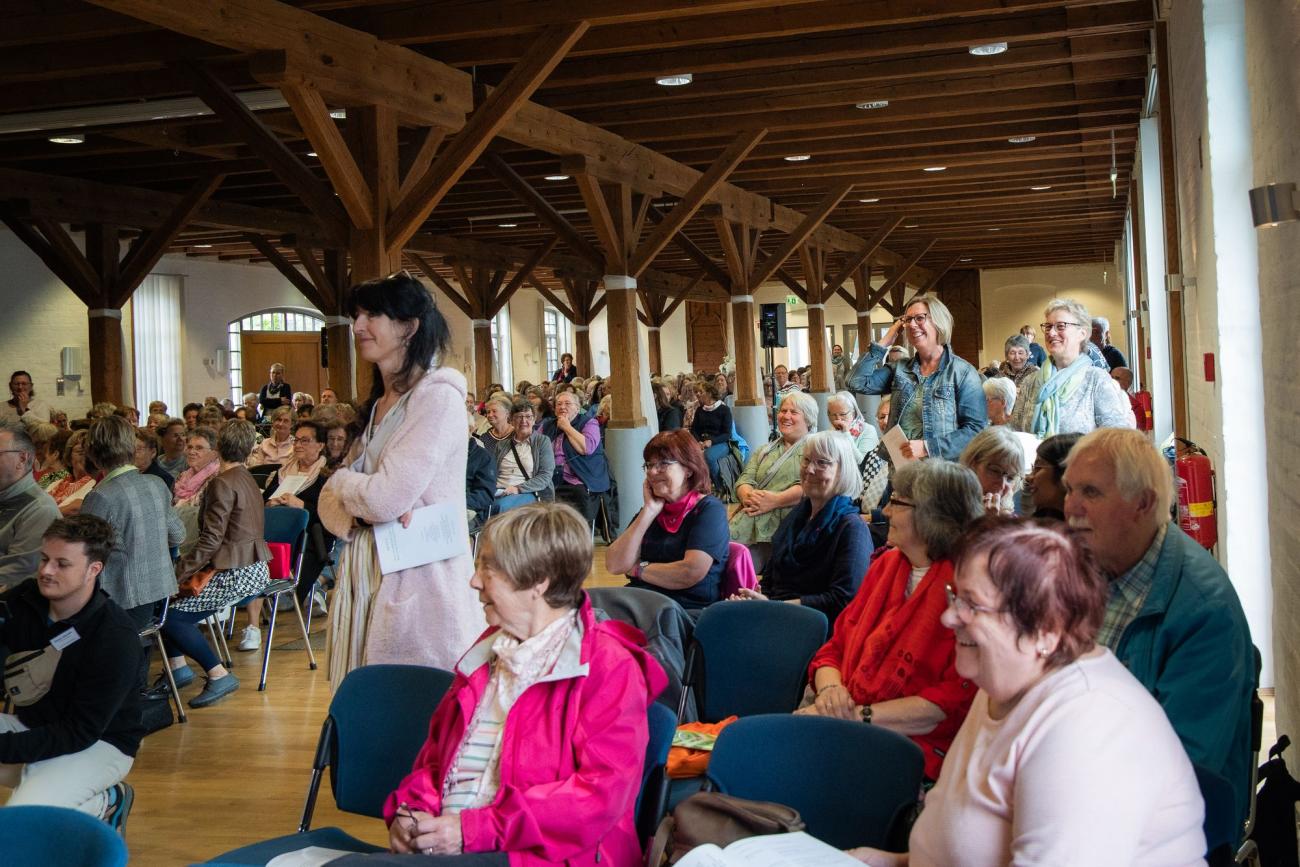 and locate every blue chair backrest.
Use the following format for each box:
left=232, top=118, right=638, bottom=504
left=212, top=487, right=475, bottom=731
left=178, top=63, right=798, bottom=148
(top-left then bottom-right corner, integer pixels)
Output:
left=264, top=506, right=310, bottom=565
left=0, top=805, right=127, bottom=867
left=691, top=600, right=827, bottom=722
left=329, top=664, right=456, bottom=817
left=707, top=714, right=924, bottom=849
left=637, top=702, right=676, bottom=813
